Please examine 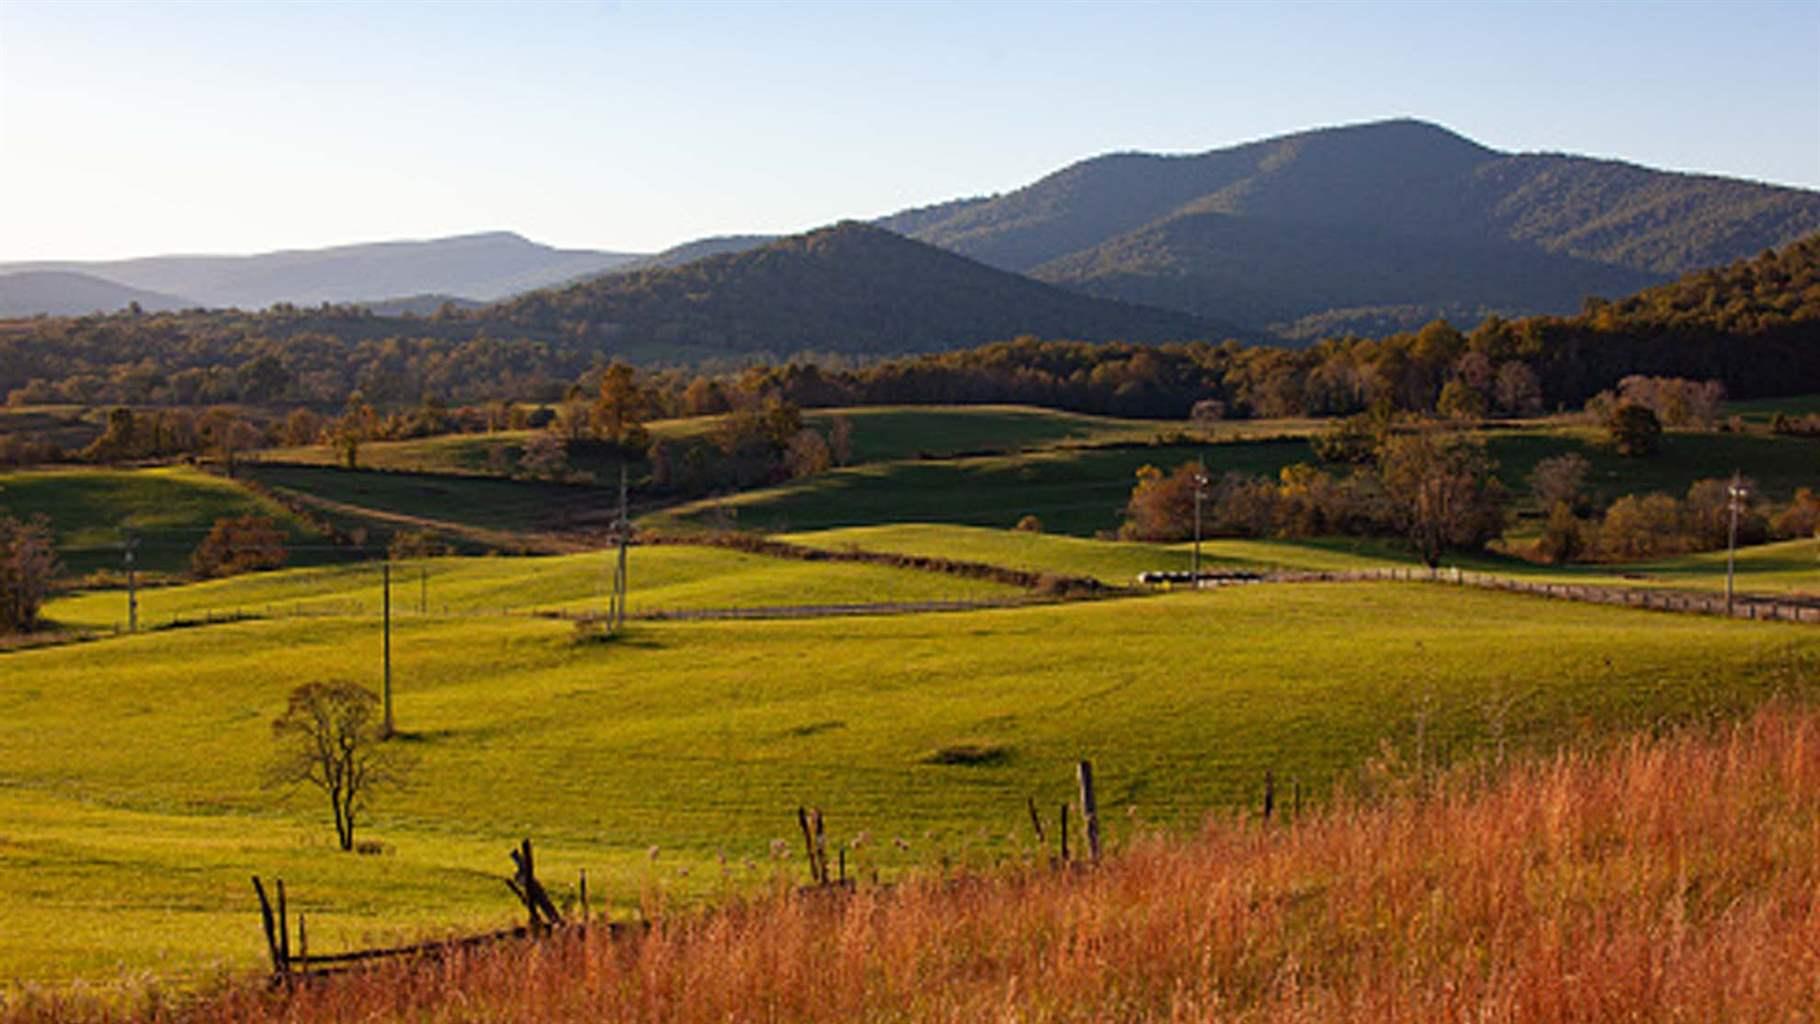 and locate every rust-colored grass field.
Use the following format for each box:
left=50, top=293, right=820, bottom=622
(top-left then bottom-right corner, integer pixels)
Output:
left=13, top=696, right=1817, bottom=1024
